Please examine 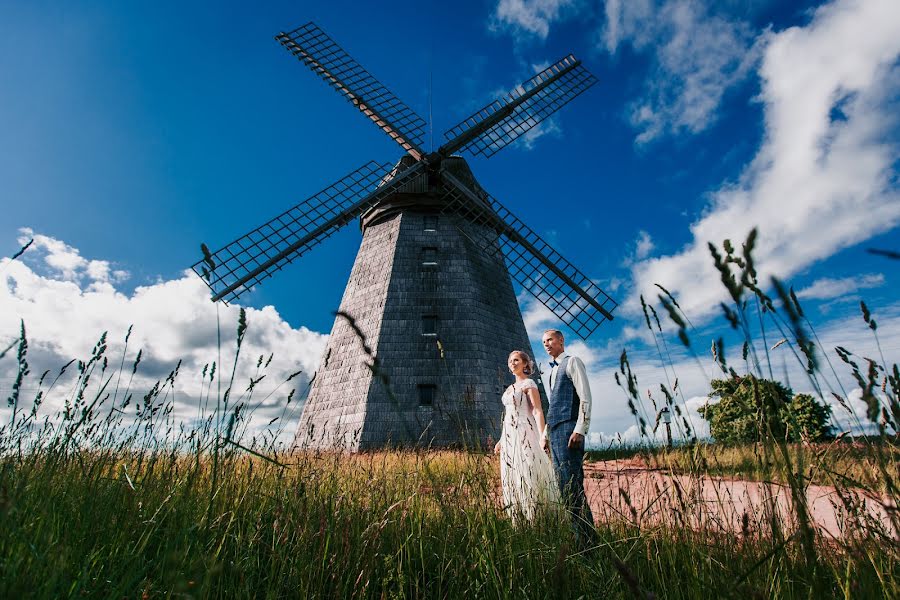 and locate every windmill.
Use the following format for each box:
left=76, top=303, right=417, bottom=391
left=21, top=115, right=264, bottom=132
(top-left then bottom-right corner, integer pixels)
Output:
left=192, top=22, right=618, bottom=450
